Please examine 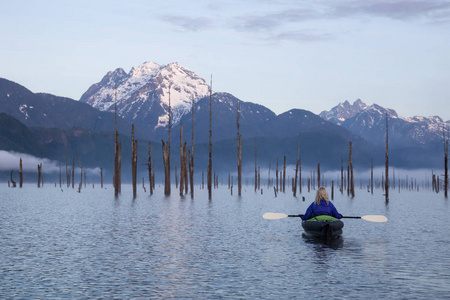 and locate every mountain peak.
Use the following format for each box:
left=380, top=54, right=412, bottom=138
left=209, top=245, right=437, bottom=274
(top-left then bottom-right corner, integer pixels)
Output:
left=80, top=61, right=210, bottom=132
left=320, top=99, right=367, bottom=125
left=129, top=61, right=161, bottom=79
